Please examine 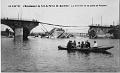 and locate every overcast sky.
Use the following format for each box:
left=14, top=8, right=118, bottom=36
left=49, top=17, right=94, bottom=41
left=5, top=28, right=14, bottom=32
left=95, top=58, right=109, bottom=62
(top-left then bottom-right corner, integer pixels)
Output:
left=1, top=0, right=119, bottom=33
